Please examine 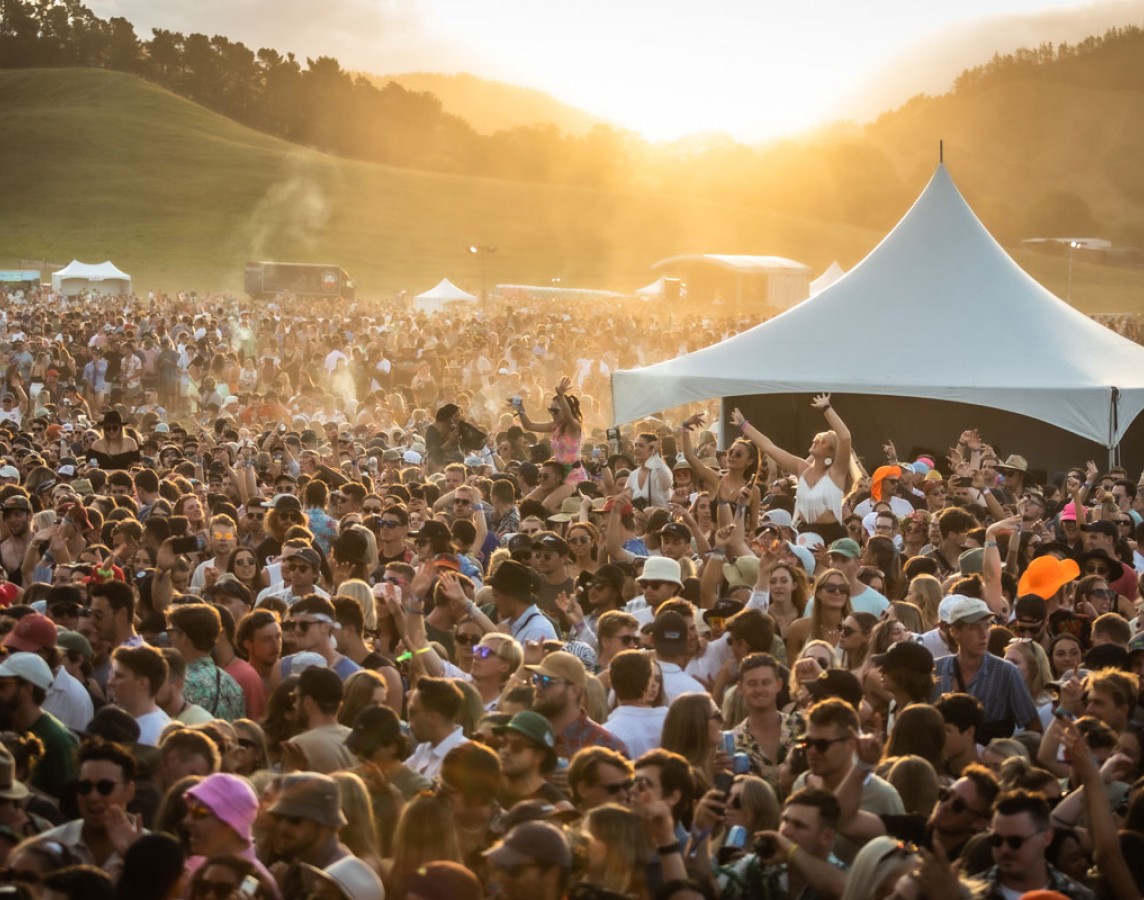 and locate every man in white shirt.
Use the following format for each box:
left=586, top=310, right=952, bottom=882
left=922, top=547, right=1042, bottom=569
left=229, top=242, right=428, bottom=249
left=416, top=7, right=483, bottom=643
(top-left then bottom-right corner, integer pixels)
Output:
left=603, top=650, right=668, bottom=759
left=492, top=560, right=558, bottom=644
left=108, top=645, right=171, bottom=746
left=405, top=676, right=468, bottom=781
left=652, top=610, right=706, bottom=701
